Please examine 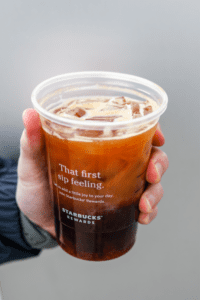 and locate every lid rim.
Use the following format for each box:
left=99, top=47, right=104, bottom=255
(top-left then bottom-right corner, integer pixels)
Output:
left=31, top=71, right=168, bottom=129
